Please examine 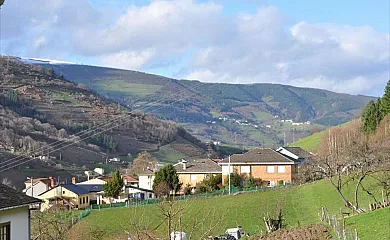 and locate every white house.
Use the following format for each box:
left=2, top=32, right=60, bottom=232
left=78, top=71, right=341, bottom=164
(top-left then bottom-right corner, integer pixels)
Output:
left=138, top=169, right=155, bottom=190
left=0, top=184, right=41, bottom=240
left=23, top=177, right=55, bottom=198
